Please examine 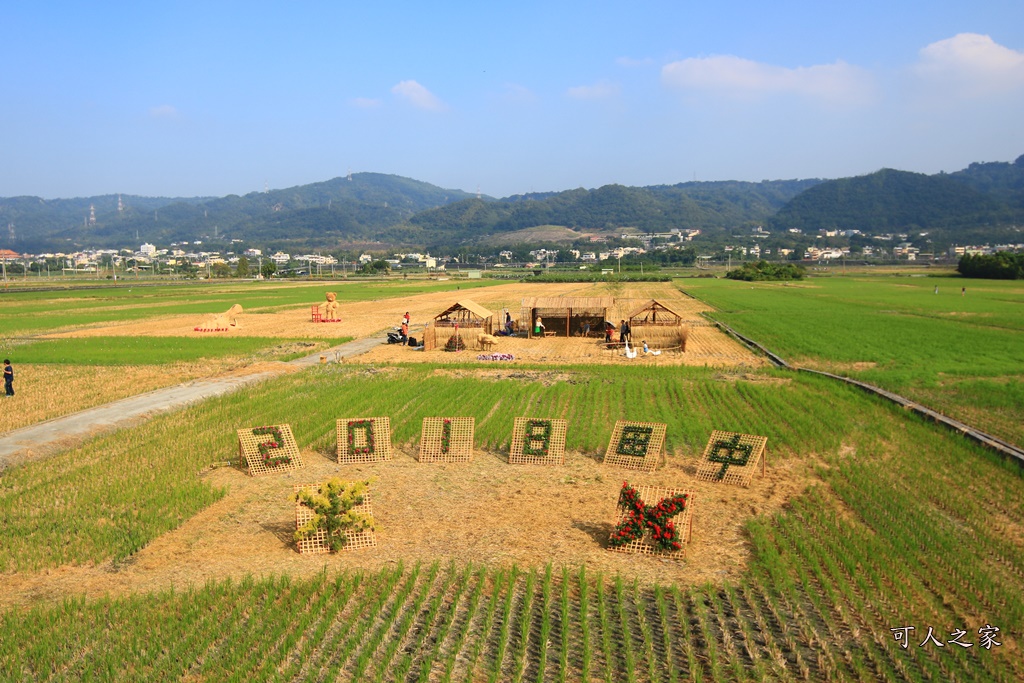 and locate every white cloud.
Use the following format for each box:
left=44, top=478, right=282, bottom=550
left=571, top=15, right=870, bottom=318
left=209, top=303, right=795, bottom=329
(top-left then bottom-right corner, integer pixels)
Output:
left=913, top=33, right=1024, bottom=96
left=391, top=80, right=446, bottom=111
left=350, top=97, right=382, bottom=108
left=149, top=104, right=179, bottom=119
left=566, top=80, right=620, bottom=100
left=661, top=55, right=874, bottom=105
